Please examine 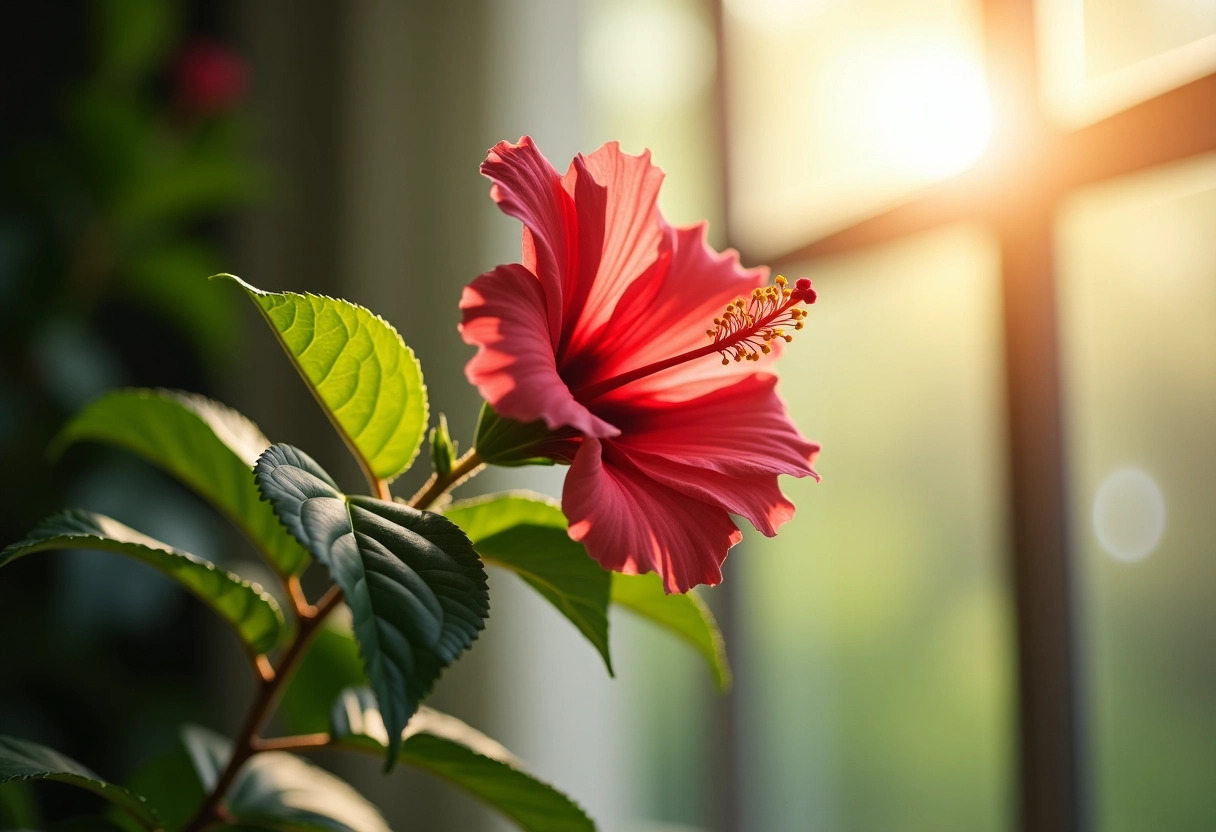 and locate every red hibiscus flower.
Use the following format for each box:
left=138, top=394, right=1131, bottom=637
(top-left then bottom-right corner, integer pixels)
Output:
left=459, top=137, right=820, bottom=593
